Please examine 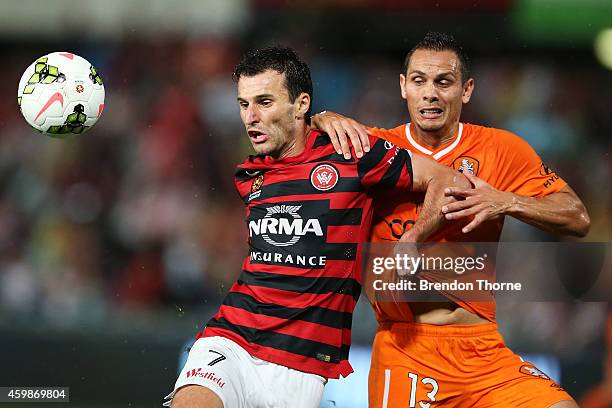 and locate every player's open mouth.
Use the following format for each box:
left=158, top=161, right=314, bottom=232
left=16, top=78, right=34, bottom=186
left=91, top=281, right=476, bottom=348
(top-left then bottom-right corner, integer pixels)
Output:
left=419, top=108, right=443, bottom=119
left=248, top=130, right=269, bottom=143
